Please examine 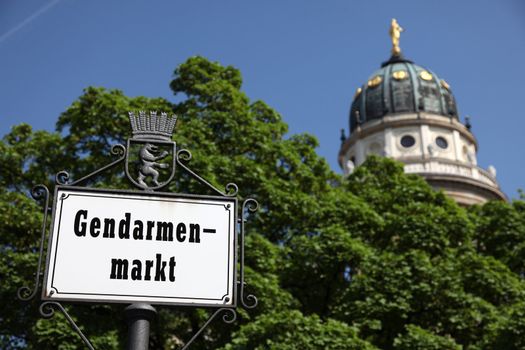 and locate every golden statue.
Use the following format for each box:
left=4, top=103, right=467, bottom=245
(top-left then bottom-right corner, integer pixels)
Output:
left=389, top=18, right=403, bottom=56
